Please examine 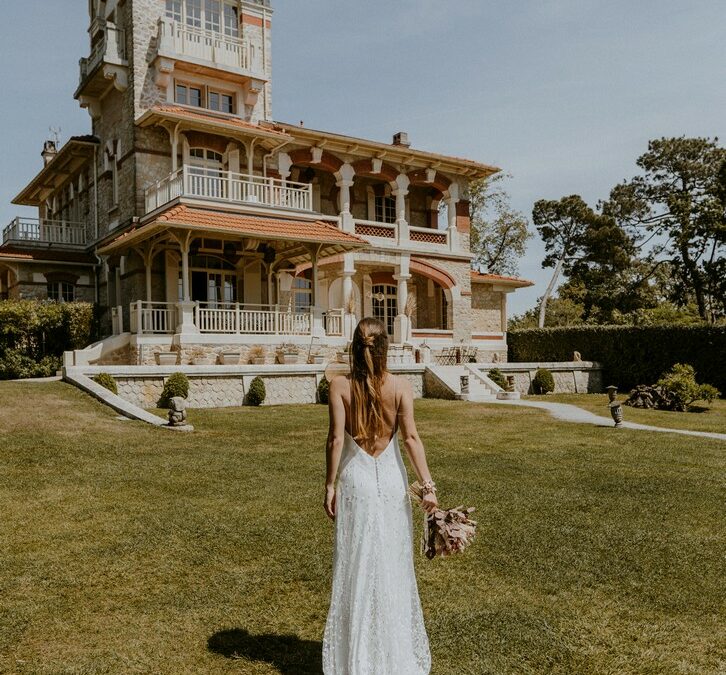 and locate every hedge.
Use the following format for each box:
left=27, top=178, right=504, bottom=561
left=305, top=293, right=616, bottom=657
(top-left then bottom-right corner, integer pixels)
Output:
left=0, top=300, right=97, bottom=380
left=508, top=326, right=726, bottom=394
